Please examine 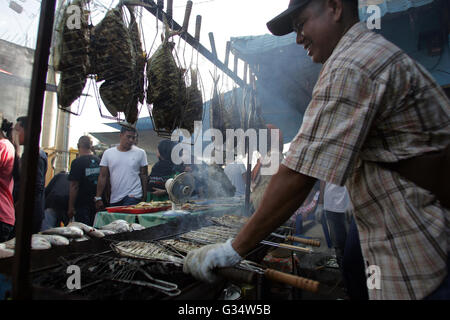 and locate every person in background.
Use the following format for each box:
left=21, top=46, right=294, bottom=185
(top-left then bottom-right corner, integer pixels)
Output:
left=147, top=140, right=178, bottom=201
left=0, top=113, right=15, bottom=242
left=68, top=136, right=100, bottom=226
left=95, top=126, right=148, bottom=209
left=41, top=171, right=70, bottom=230
left=316, top=182, right=350, bottom=270
left=250, top=124, right=284, bottom=211
left=13, top=116, right=47, bottom=234
left=224, top=158, right=246, bottom=197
